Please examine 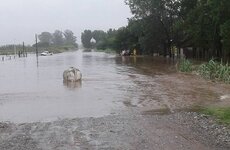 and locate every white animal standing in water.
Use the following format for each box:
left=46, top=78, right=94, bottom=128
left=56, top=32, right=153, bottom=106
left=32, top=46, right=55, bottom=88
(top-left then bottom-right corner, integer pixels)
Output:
left=63, top=67, right=82, bottom=82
